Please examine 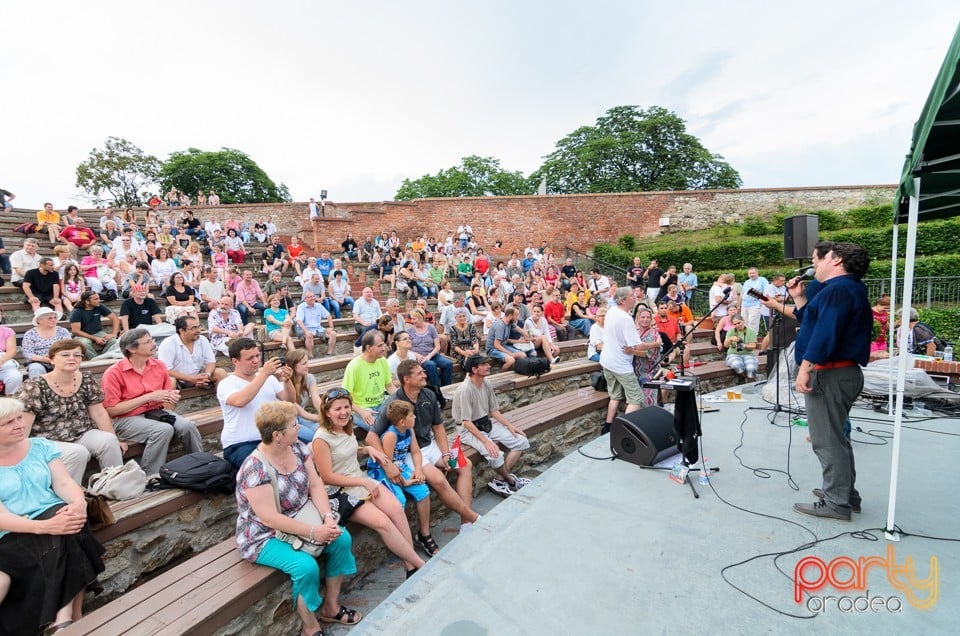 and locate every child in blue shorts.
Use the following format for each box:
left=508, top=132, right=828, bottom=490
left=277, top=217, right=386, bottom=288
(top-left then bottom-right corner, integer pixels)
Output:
left=367, top=400, right=431, bottom=509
